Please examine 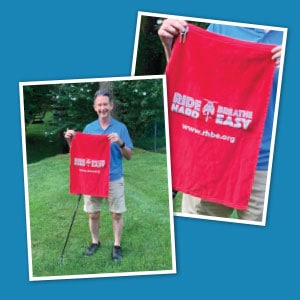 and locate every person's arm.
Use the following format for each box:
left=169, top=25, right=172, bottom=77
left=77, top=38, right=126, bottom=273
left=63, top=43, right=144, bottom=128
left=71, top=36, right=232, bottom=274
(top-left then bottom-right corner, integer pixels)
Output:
left=158, top=19, right=188, bottom=62
left=108, top=133, right=133, bottom=160
left=119, top=143, right=133, bottom=160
